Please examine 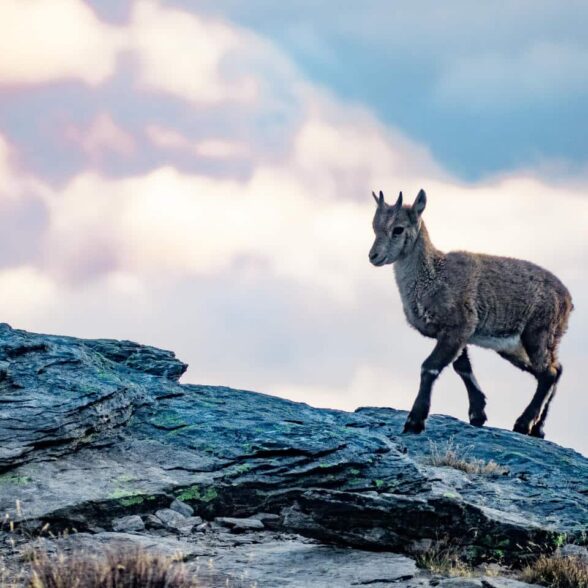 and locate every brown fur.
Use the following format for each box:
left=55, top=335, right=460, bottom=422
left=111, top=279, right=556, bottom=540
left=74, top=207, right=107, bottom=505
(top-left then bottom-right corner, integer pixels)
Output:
left=369, top=189, right=573, bottom=437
